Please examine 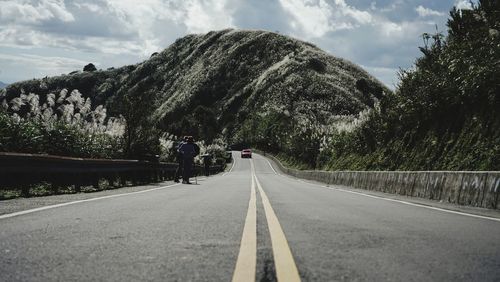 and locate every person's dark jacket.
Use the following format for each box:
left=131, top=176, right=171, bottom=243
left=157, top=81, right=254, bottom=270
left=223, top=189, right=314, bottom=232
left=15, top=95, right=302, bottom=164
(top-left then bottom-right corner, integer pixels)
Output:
left=178, top=142, right=200, bottom=159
